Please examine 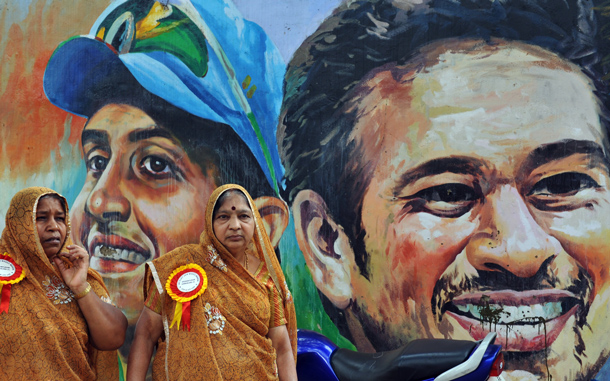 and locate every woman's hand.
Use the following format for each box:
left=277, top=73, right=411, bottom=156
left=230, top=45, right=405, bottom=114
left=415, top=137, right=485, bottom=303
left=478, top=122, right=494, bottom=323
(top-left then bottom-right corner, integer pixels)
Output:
left=53, top=245, right=90, bottom=295
left=54, top=244, right=128, bottom=350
